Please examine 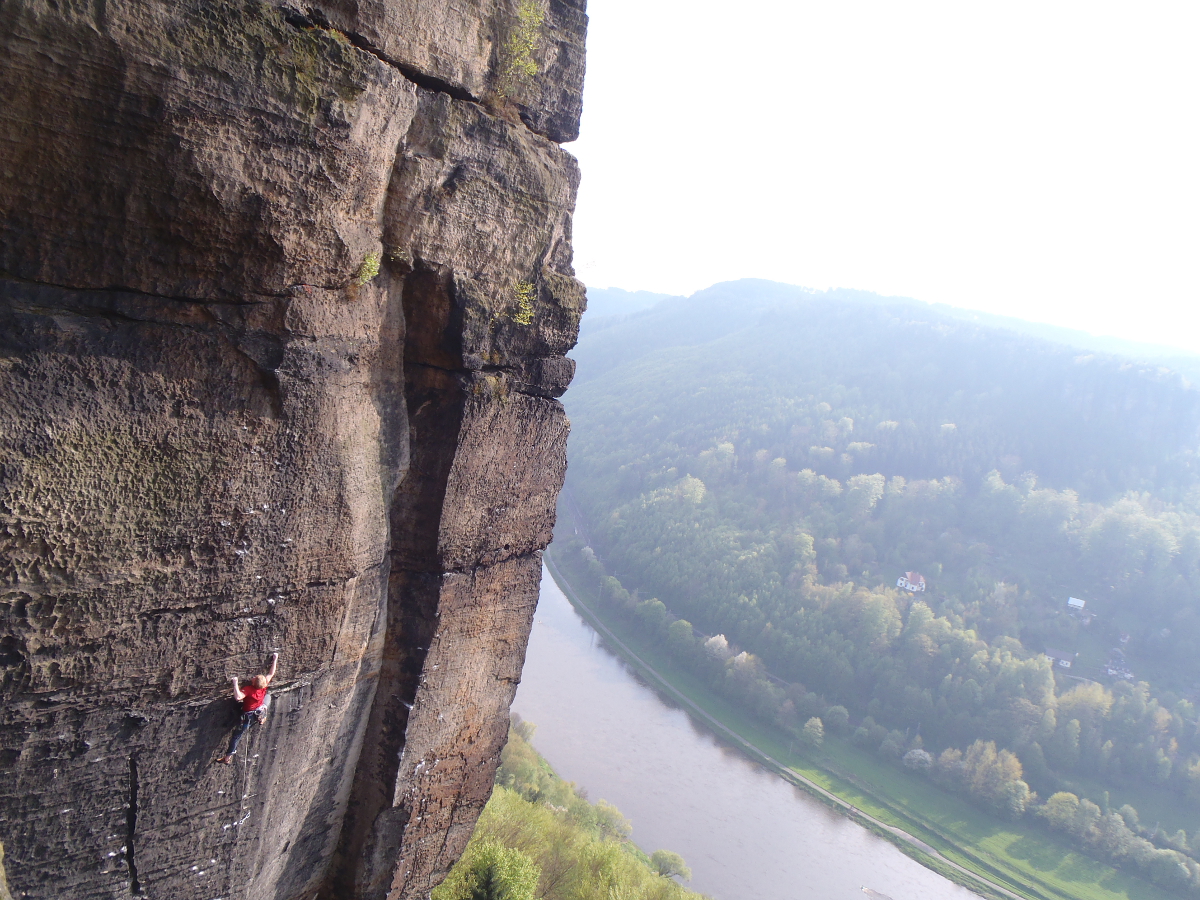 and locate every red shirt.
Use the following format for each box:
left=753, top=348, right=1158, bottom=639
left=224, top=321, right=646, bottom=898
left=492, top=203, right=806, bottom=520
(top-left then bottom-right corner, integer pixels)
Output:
left=241, top=685, right=267, bottom=712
